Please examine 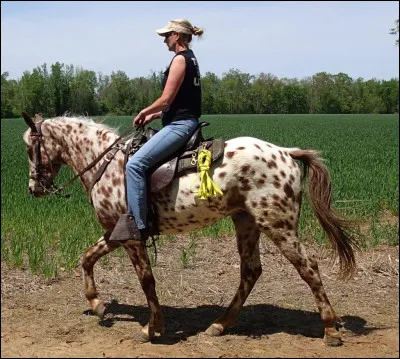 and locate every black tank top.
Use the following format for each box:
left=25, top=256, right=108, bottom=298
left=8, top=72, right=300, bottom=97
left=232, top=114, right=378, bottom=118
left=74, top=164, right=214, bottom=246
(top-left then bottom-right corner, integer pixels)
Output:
left=161, top=49, right=202, bottom=126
